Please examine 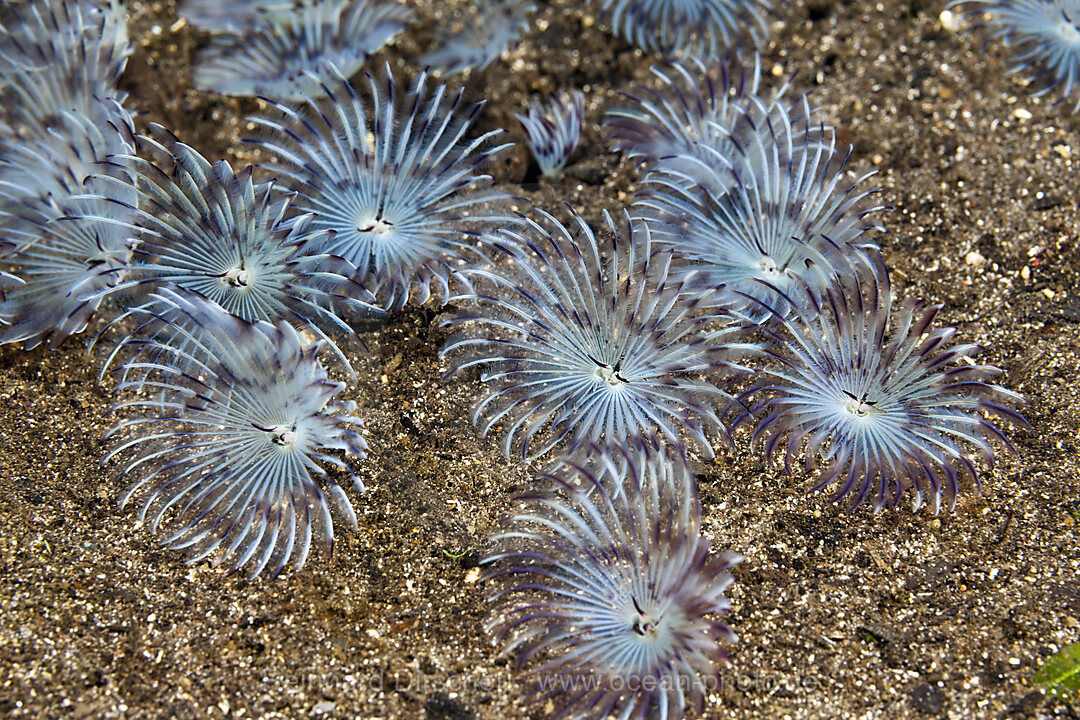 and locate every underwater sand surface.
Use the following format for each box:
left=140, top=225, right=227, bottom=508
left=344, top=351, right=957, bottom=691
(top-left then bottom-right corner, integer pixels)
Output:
left=2, top=0, right=1079, bottom=718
